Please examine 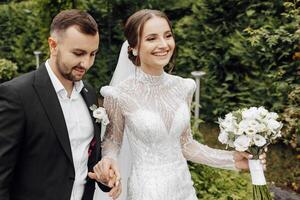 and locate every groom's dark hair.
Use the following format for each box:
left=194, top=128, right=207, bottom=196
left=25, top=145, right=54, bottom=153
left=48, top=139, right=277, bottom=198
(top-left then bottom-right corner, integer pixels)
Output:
left=50, top=9, right=98, bottom=36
